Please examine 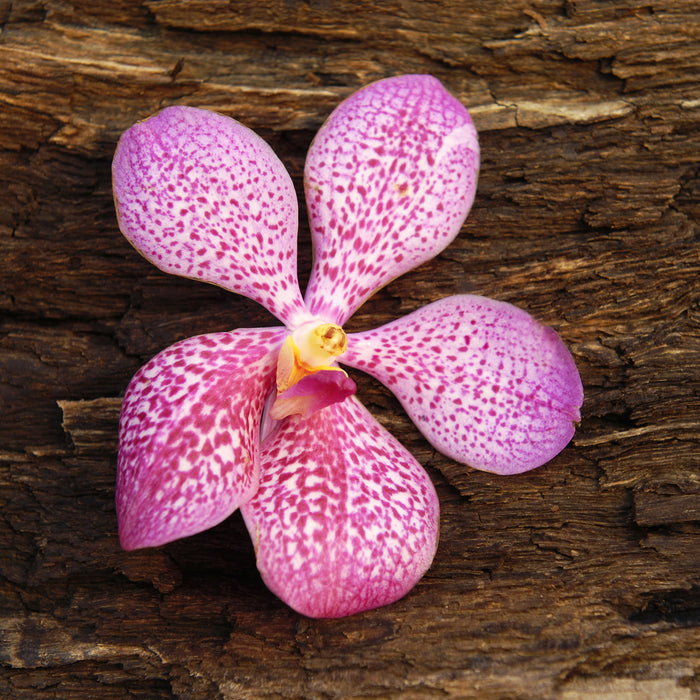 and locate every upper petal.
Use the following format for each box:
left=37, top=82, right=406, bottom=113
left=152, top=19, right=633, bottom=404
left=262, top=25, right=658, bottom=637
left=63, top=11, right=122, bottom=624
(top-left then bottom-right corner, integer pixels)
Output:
left=343, top=296, right=583, bottom=475
left=113, top=106, right=309, bottom=327
left=240, top=396, right=439, bottom=618
left=117, top=327, right=285, bottom=550
left=303, top=75, right=479, bottom=325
